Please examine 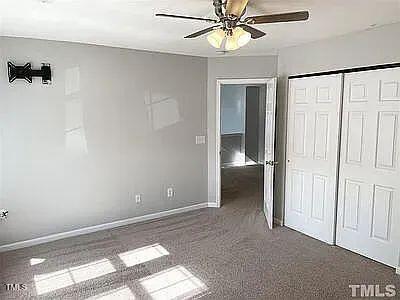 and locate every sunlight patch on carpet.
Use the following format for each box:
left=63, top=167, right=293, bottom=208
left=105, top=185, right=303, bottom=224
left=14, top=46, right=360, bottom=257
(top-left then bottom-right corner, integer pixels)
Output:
left=34, top=258, right=115, bottom=295
left=118, top=244, right=169, bottom=267
left=86, top=285, right=135, bottom=299
left=139, top=265, right=207, bottom=300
